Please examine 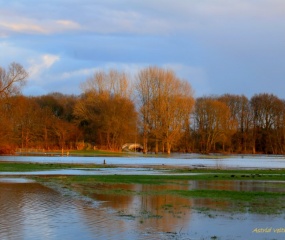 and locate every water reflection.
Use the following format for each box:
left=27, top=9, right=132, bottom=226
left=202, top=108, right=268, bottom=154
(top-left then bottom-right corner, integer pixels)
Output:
left=87, top=183, right=194, bottom=234
left=0, top=181, right=139, bottom=240
left=1, top=180, right=285, bottom=239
